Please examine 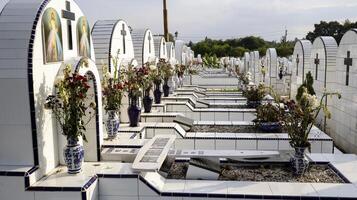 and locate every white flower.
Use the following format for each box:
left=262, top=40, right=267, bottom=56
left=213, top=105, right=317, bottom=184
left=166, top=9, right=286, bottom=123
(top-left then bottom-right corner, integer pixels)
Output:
left=302, top=92, right=319, bottom=110
left=149, top=65, right=157, bottom=70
